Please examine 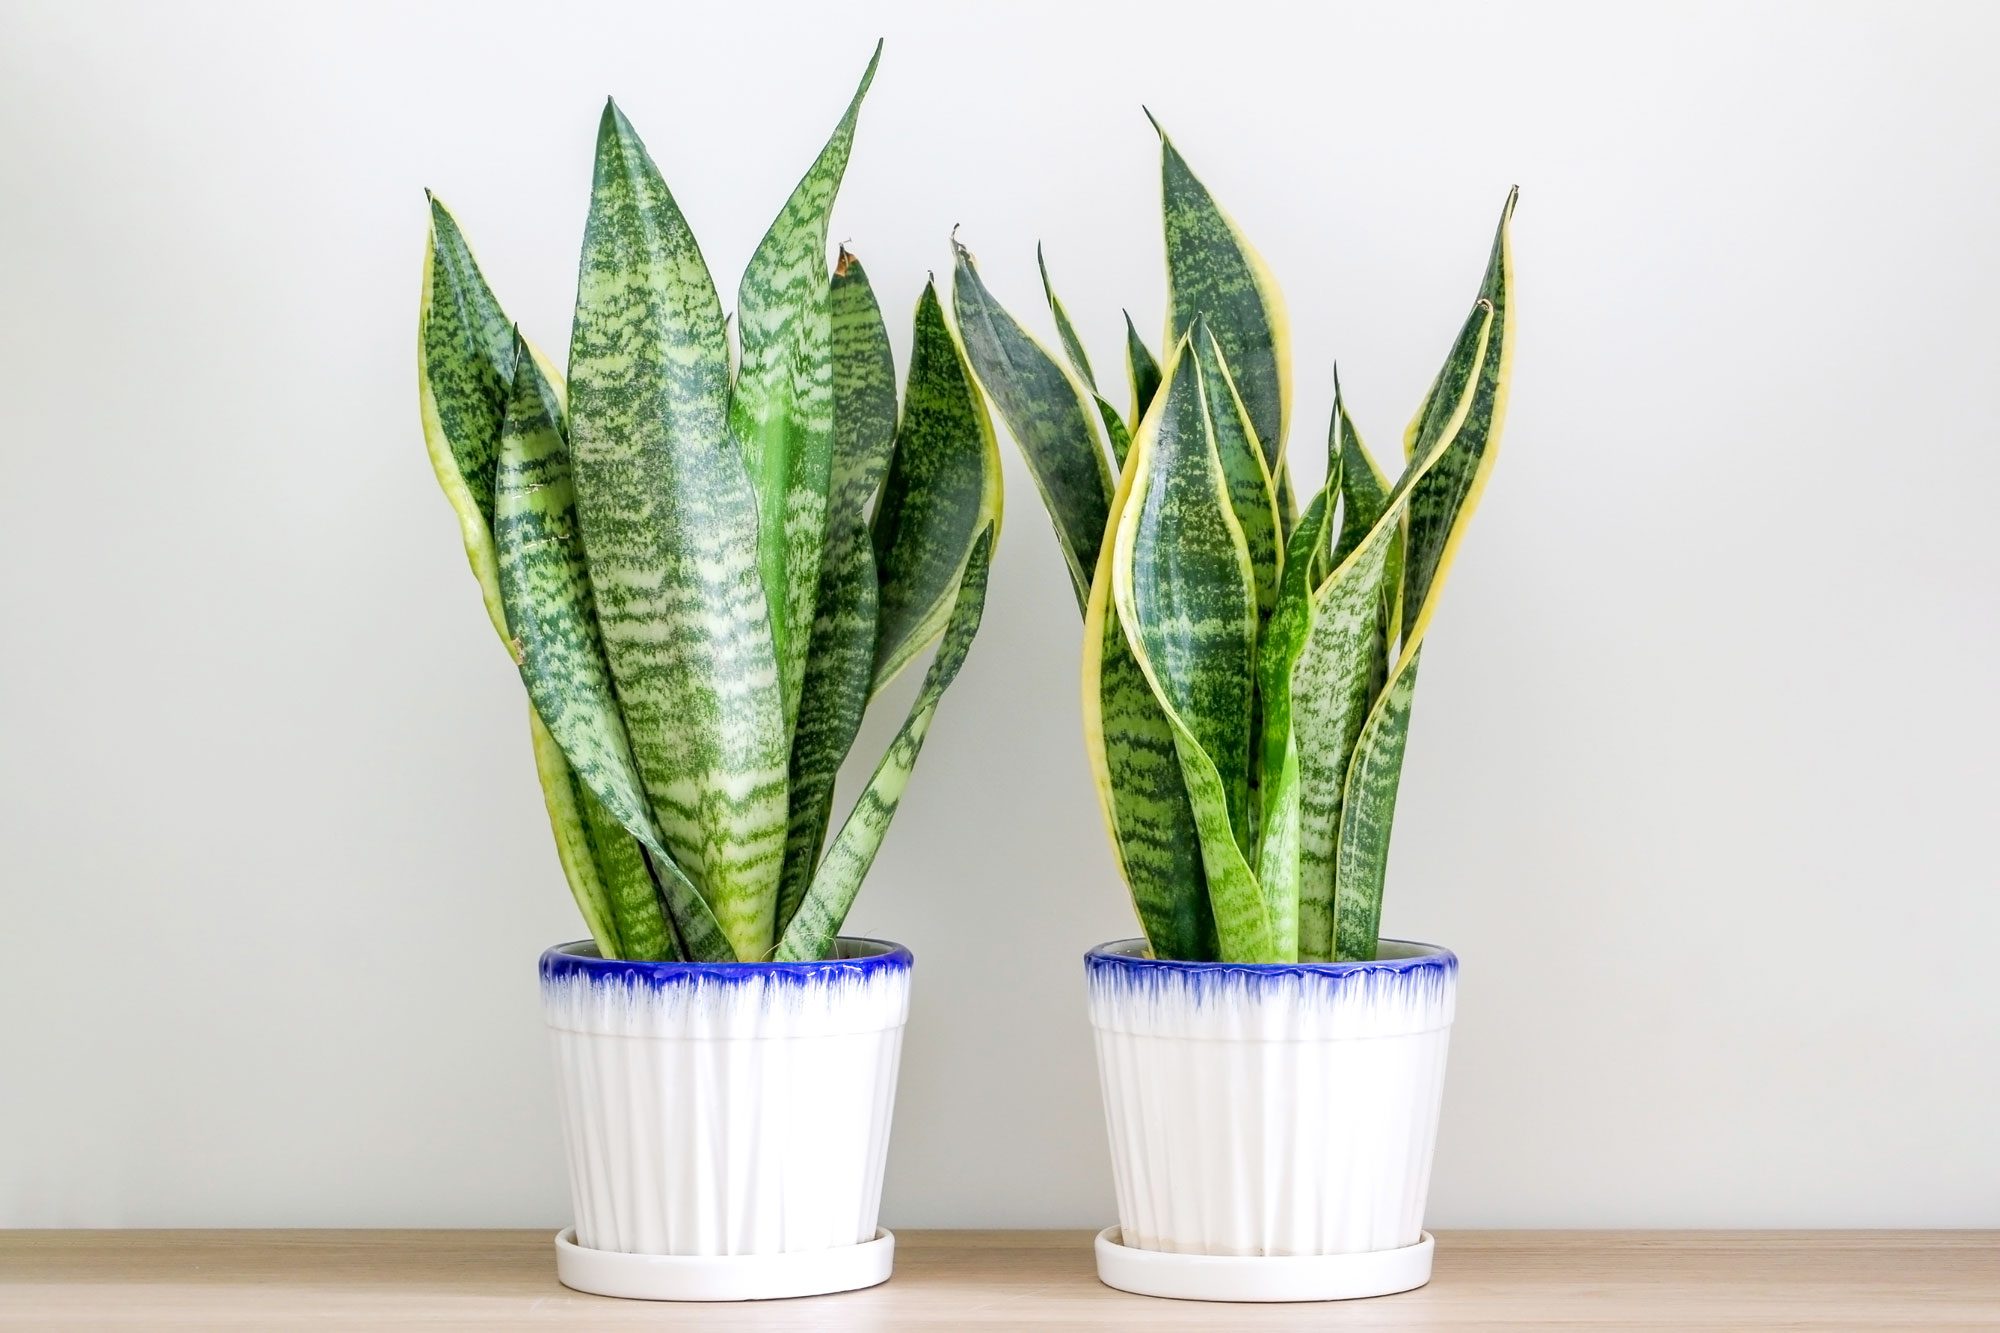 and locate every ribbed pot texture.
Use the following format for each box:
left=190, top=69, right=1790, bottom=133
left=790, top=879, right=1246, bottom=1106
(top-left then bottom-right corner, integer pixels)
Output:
left=539, top=938, right=910, bottom=1257
left=1086, top=939, right=1456, bottom=1258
